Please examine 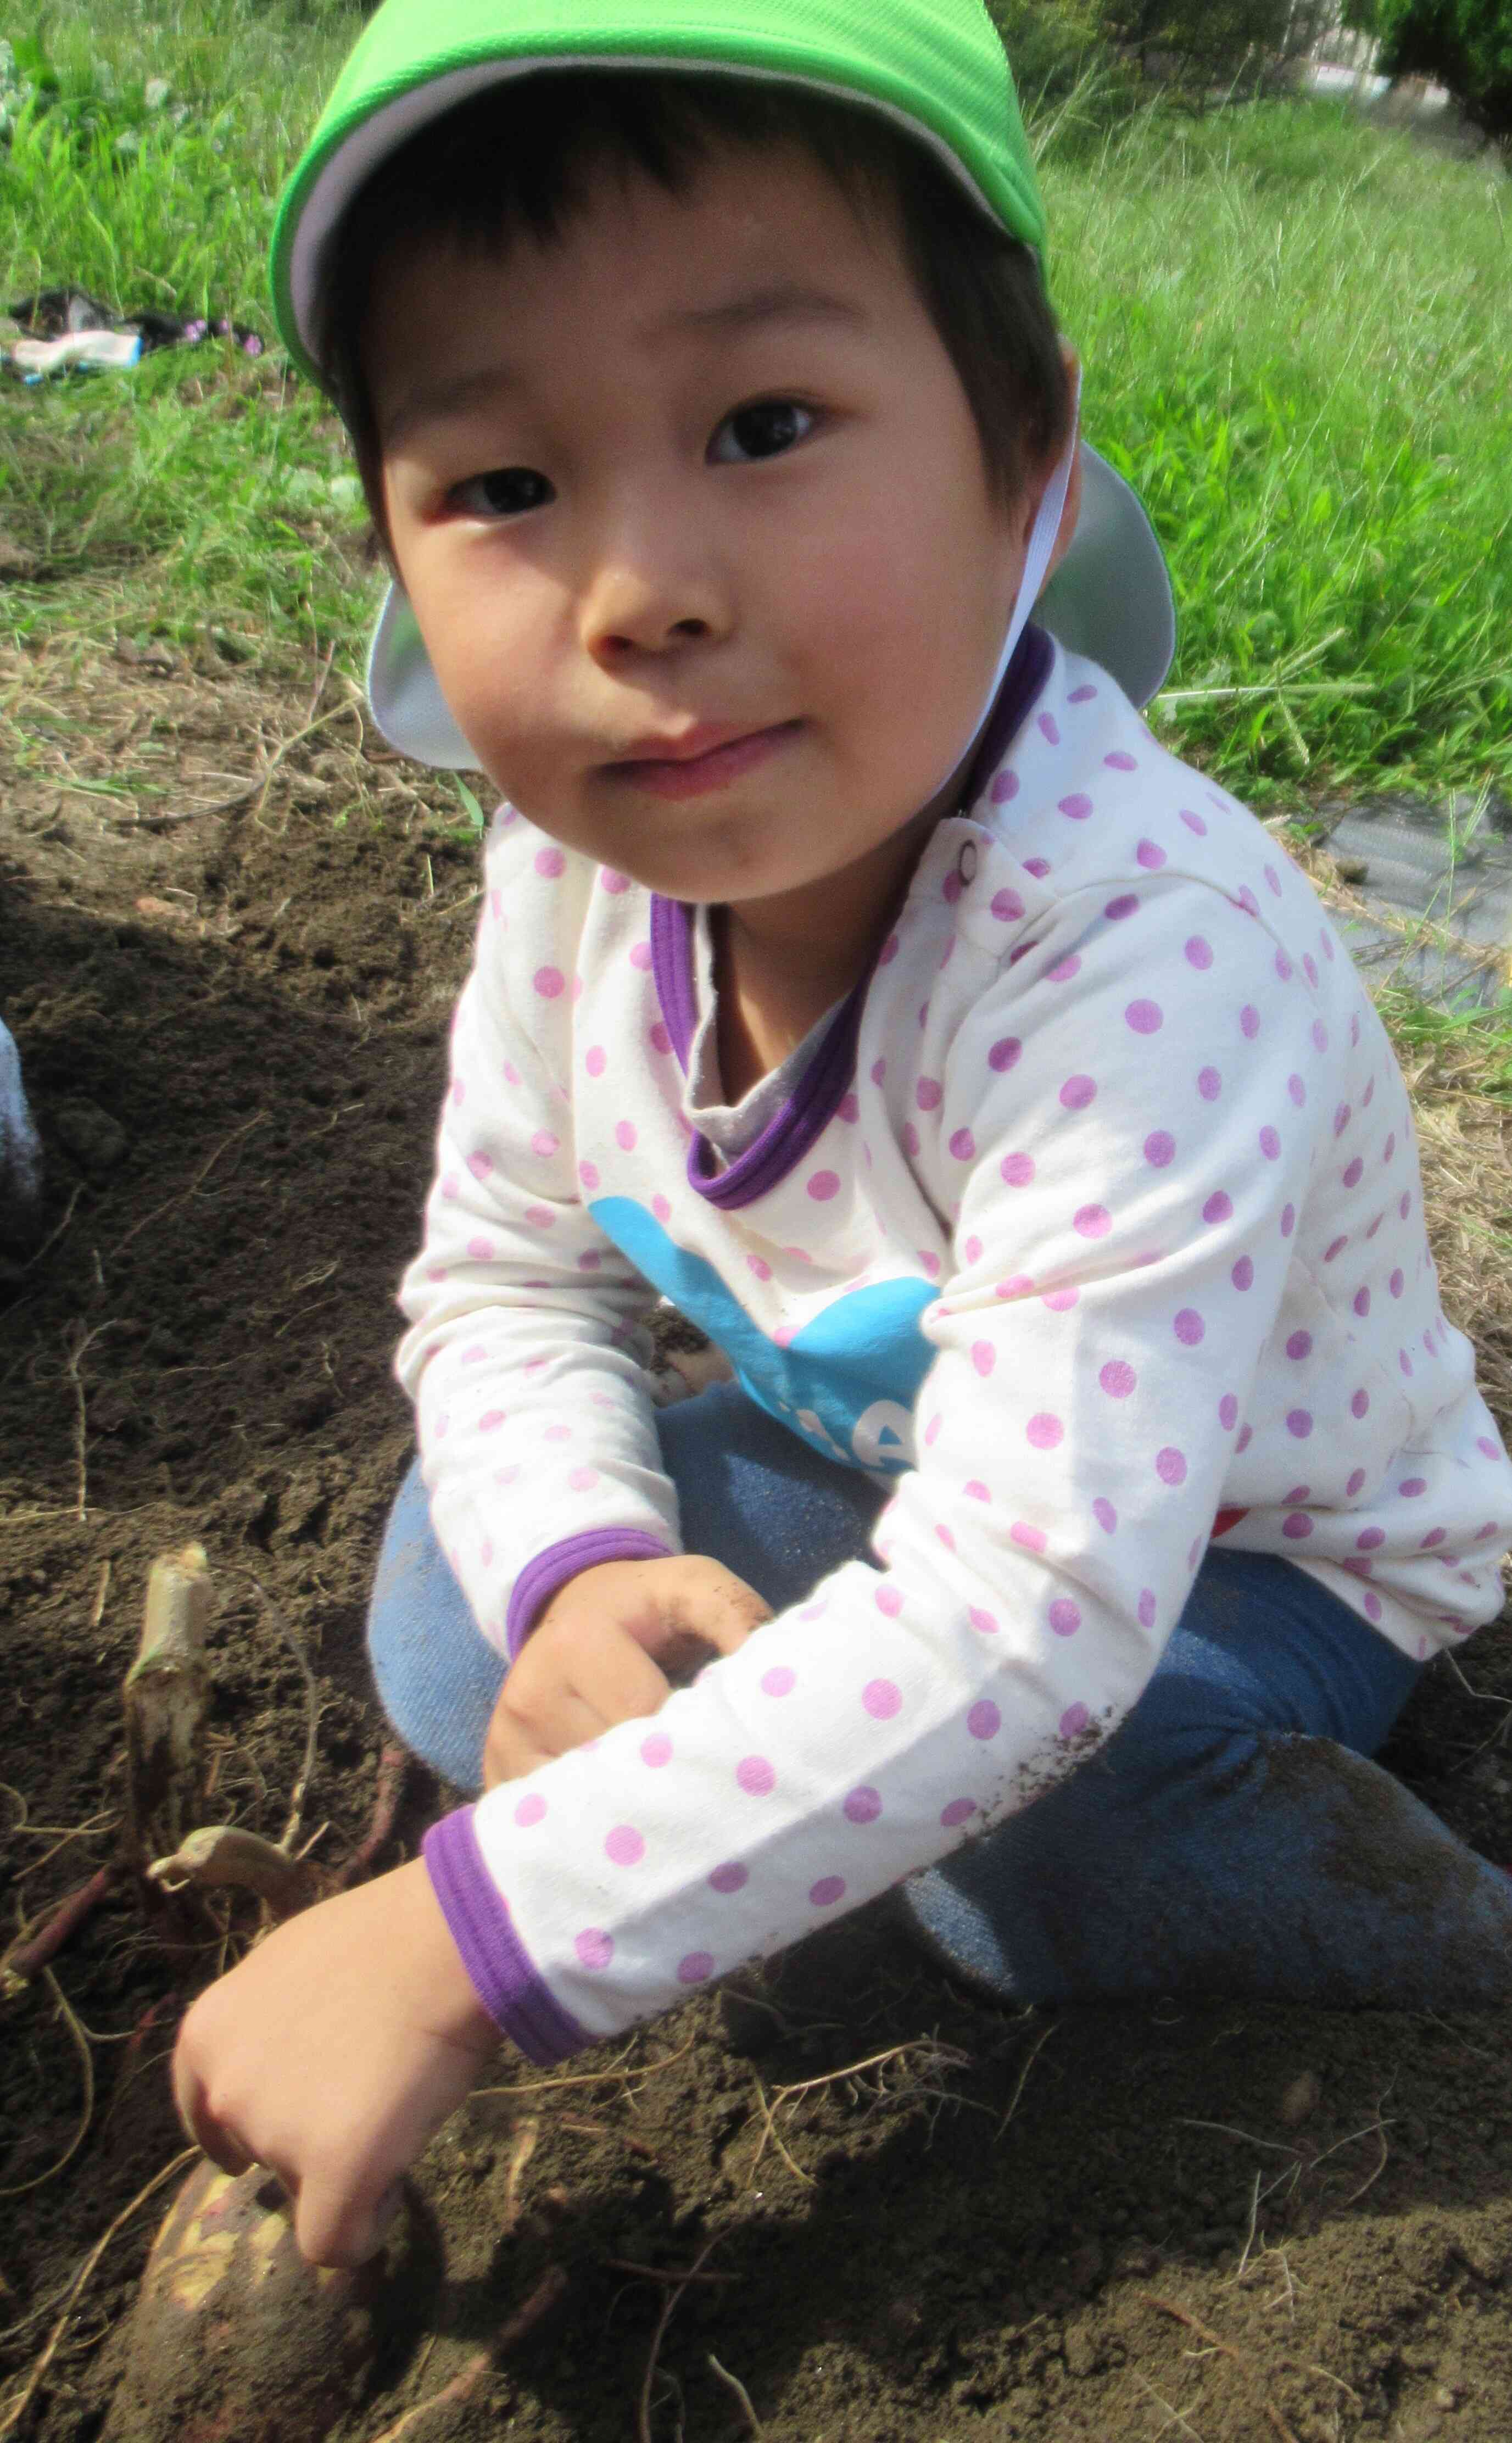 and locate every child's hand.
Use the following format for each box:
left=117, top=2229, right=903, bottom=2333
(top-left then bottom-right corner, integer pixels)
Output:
left=483, top=1555, right=771, bottom=1785
left=173, top=1858, right=499, bottom=2268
